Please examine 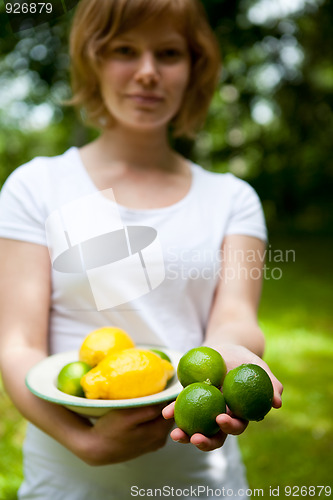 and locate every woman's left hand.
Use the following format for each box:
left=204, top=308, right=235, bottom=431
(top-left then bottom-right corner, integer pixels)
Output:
left=162, top=344, right=283, bottom=452
left=162, top=400, right=248, bottom=451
